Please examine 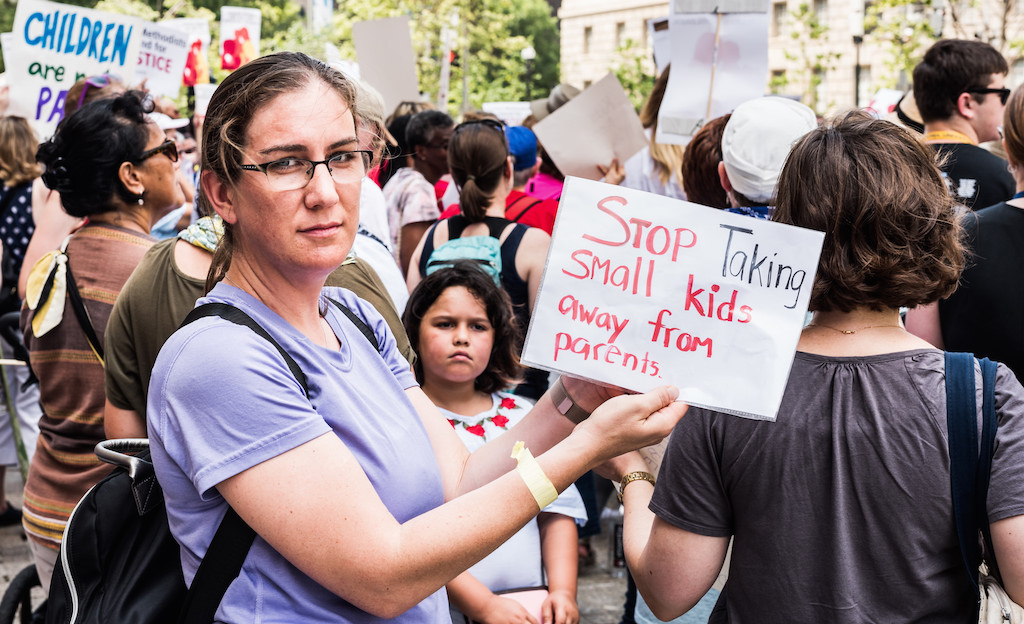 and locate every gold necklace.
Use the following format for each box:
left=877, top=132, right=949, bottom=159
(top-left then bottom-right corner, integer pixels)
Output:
left=805, top=322, right=903, bottom=335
